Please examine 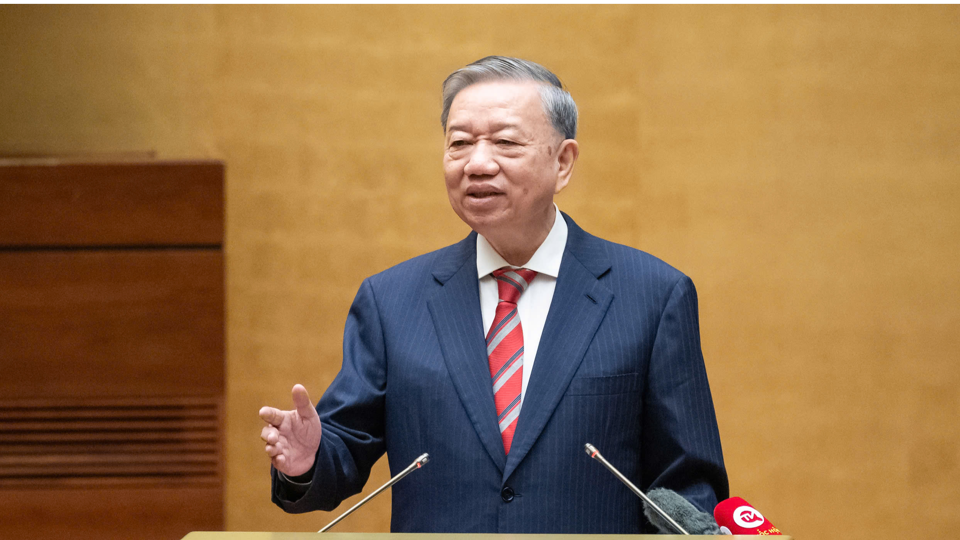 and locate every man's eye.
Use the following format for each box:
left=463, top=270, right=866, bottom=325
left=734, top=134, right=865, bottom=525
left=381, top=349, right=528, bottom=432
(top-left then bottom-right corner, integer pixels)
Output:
left=497, top=139, right=517, bottom=146
left=449, top=140, right=468, bottom=148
